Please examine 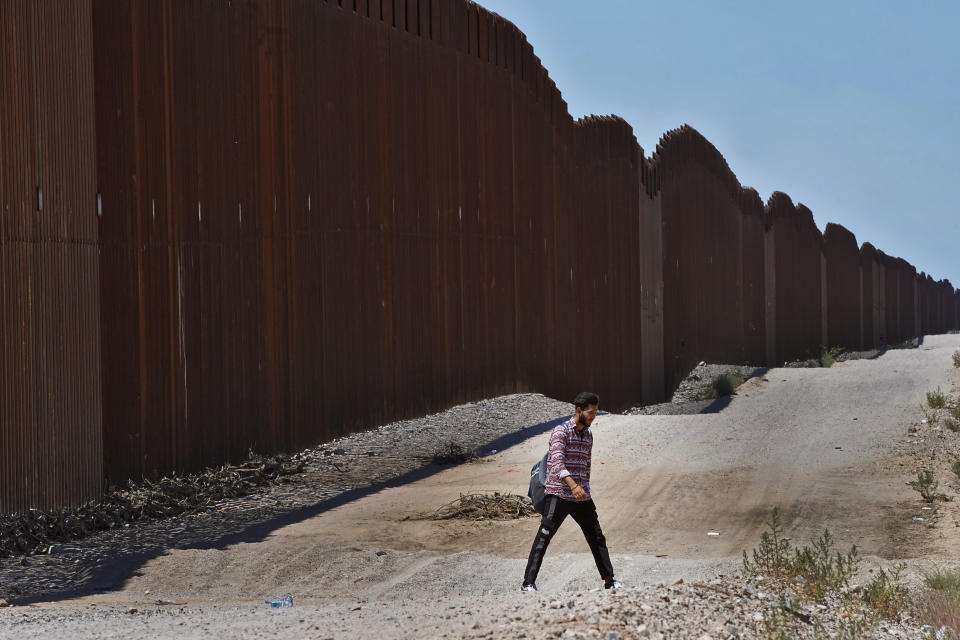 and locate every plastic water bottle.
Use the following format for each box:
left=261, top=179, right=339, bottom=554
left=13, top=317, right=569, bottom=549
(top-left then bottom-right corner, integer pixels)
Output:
left=265, top=594, right=293, bottom=608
